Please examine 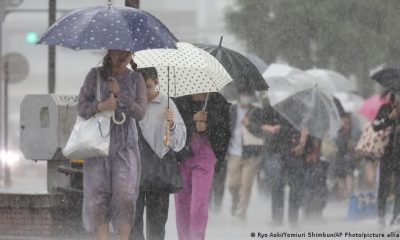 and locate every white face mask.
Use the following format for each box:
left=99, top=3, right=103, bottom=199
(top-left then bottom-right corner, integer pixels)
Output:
left=239, top=96, right=253, bottom=106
